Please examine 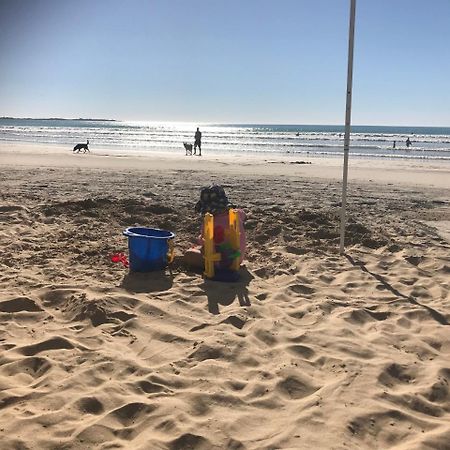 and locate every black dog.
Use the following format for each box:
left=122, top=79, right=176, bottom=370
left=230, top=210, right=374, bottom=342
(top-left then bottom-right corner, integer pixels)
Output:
left=183, top=142, right=193, bottom=155
left=73, top=139, right=90, bottom=153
